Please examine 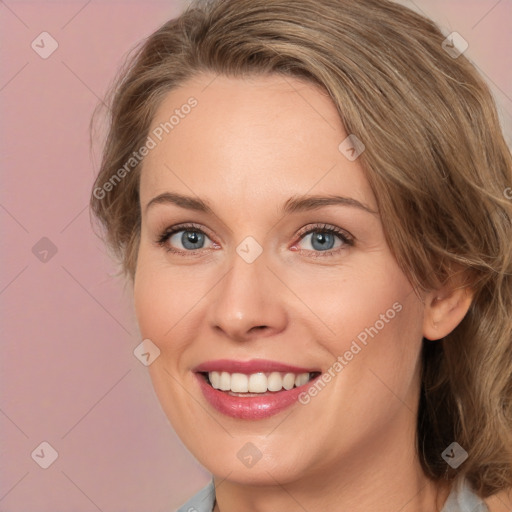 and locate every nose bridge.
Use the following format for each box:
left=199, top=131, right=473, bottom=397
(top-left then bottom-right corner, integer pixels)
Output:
left=208, top=248, right=287, bottom=340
